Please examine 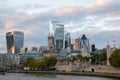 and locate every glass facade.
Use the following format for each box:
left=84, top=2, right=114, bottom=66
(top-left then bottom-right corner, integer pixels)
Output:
left=54, top=25, right=64, bottom=50
left=48, top=21, right=71, bottom=51
left=6, top=31, right=24, bottom=54
left=80, top=34, right=91, bottom=56
left=65, top=33, right=71, bottom=48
